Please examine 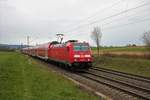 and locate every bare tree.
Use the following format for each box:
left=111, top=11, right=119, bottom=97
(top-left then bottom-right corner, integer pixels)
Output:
left=142, top=31, right=150, bottom=47
left=91, top=26, right=102, bottom=56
